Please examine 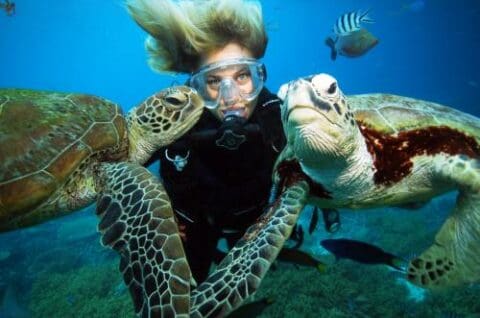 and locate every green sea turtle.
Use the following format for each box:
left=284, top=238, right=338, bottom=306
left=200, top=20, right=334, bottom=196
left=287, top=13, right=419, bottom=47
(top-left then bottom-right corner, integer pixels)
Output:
left=273, top=73, right=480, bottom=289
left=0, top=87, right=308, bottom=317
left=0, top=87, right=203, bottom=317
